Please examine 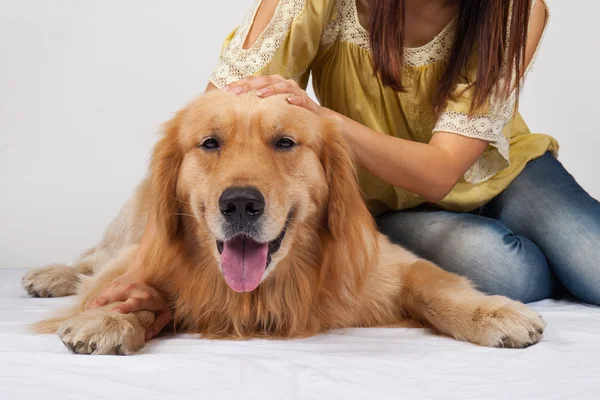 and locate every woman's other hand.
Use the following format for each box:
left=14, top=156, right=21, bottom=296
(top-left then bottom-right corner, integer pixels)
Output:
left=87, top=271, right=172, bottom=340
